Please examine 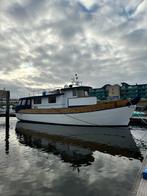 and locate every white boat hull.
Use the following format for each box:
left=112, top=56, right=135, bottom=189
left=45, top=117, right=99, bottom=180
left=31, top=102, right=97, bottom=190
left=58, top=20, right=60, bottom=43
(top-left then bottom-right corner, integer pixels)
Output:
left=16, top=105, right=135, bottom=126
